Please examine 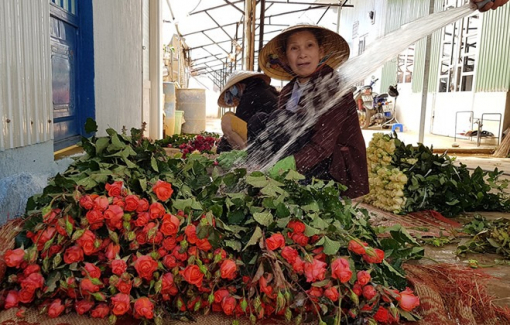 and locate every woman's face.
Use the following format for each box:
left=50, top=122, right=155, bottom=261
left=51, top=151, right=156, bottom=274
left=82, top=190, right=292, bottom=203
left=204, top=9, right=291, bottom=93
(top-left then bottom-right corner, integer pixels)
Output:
left=285, top=30, right=324, bottom=82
